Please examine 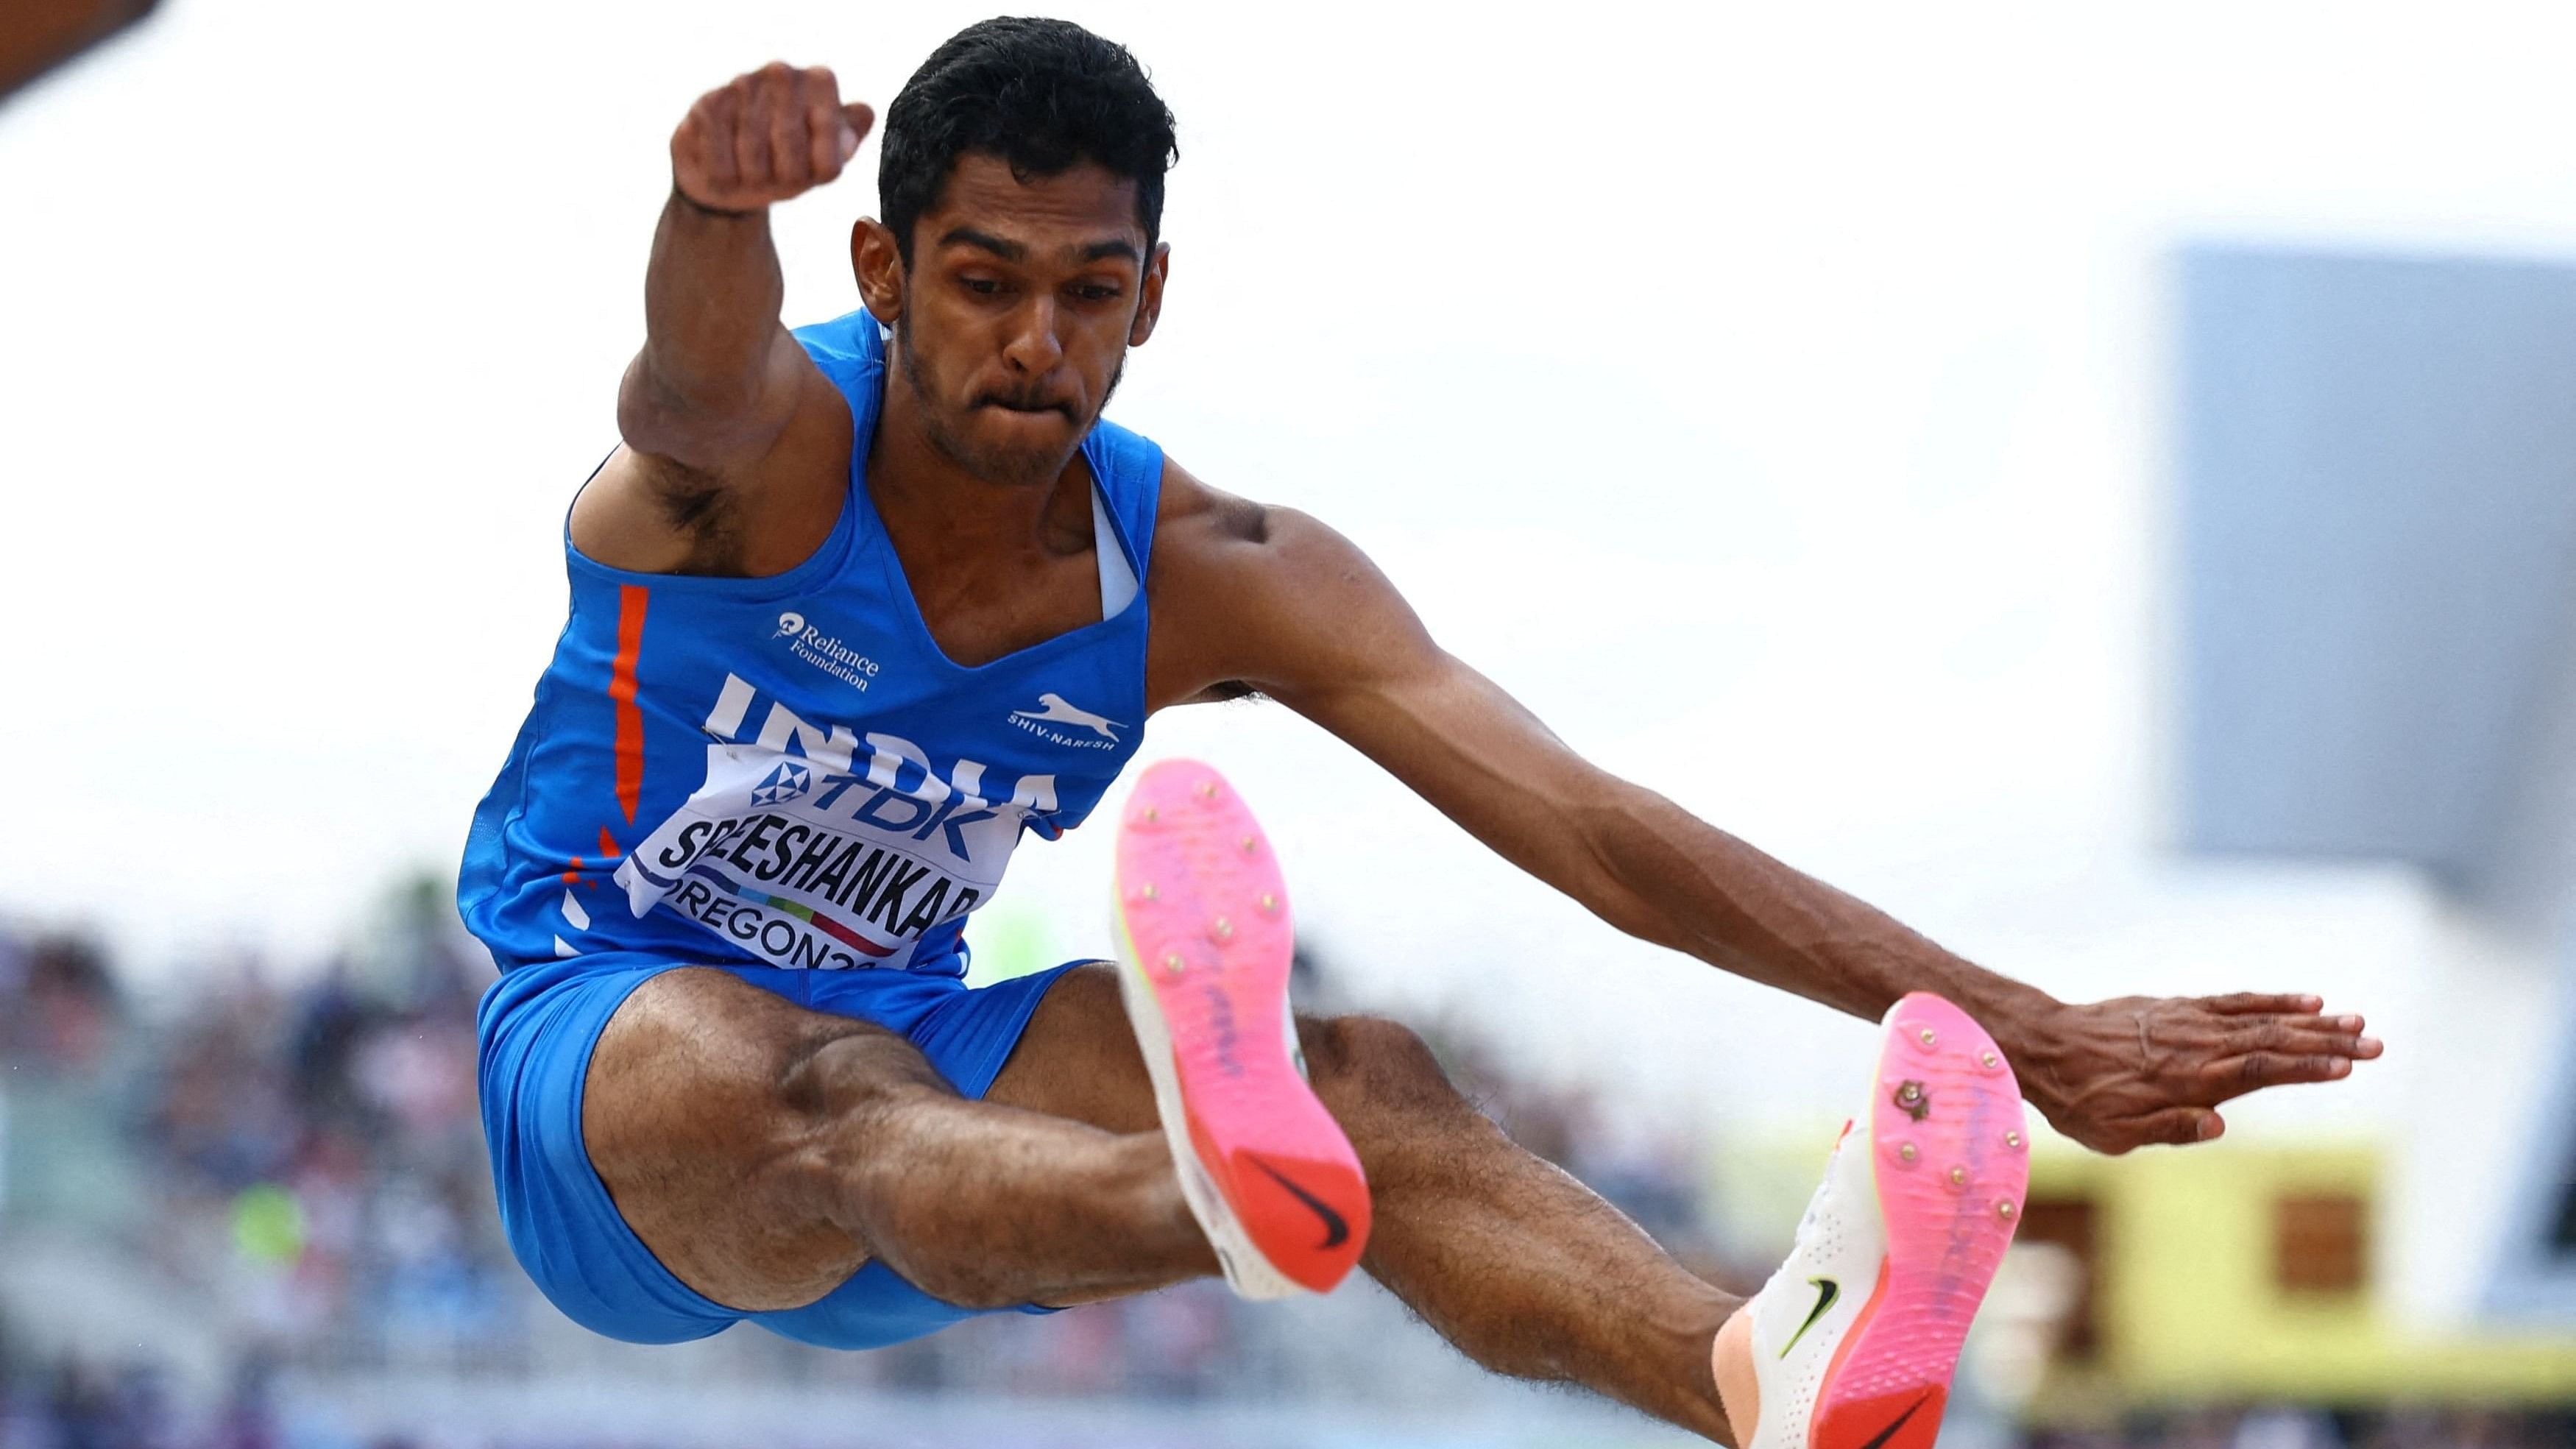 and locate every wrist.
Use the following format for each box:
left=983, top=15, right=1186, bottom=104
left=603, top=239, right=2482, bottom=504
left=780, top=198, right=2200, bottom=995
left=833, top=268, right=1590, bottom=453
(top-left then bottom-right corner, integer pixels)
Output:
left=1919, top=968, right=2066, bottom=1102
left=670, top=181, right=765, bottom=220
left=1983, top=989, right=2073, bottom=1113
